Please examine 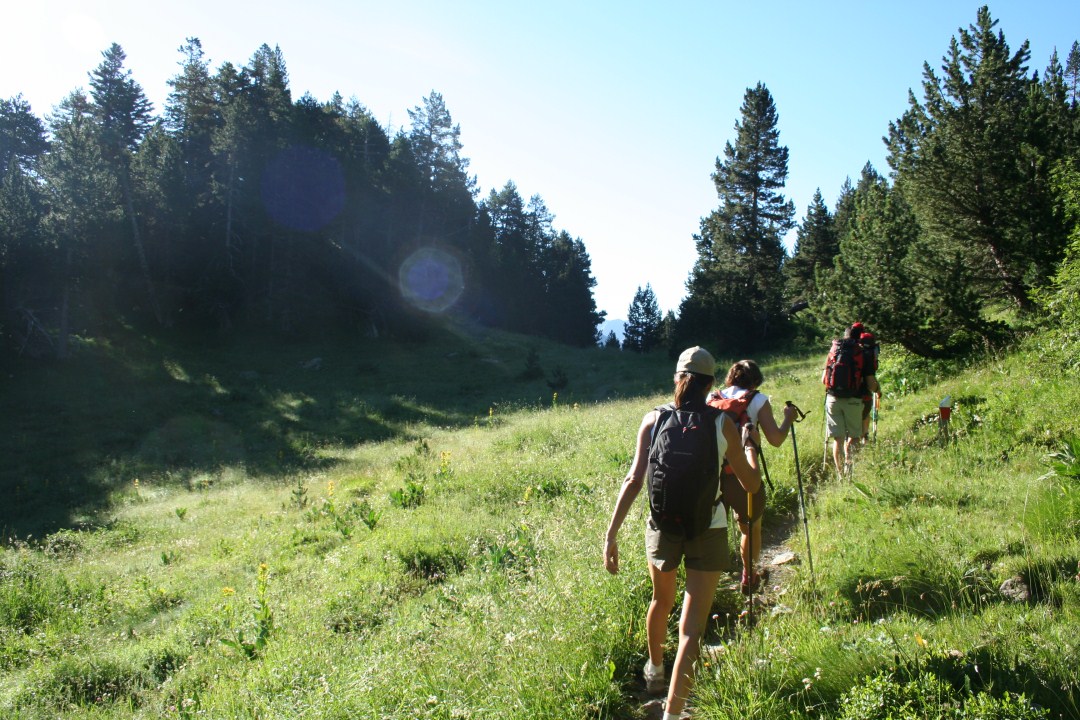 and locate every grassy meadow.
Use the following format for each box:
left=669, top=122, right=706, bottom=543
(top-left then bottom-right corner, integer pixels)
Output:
left=2, top=322, right=1079, bottom=719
